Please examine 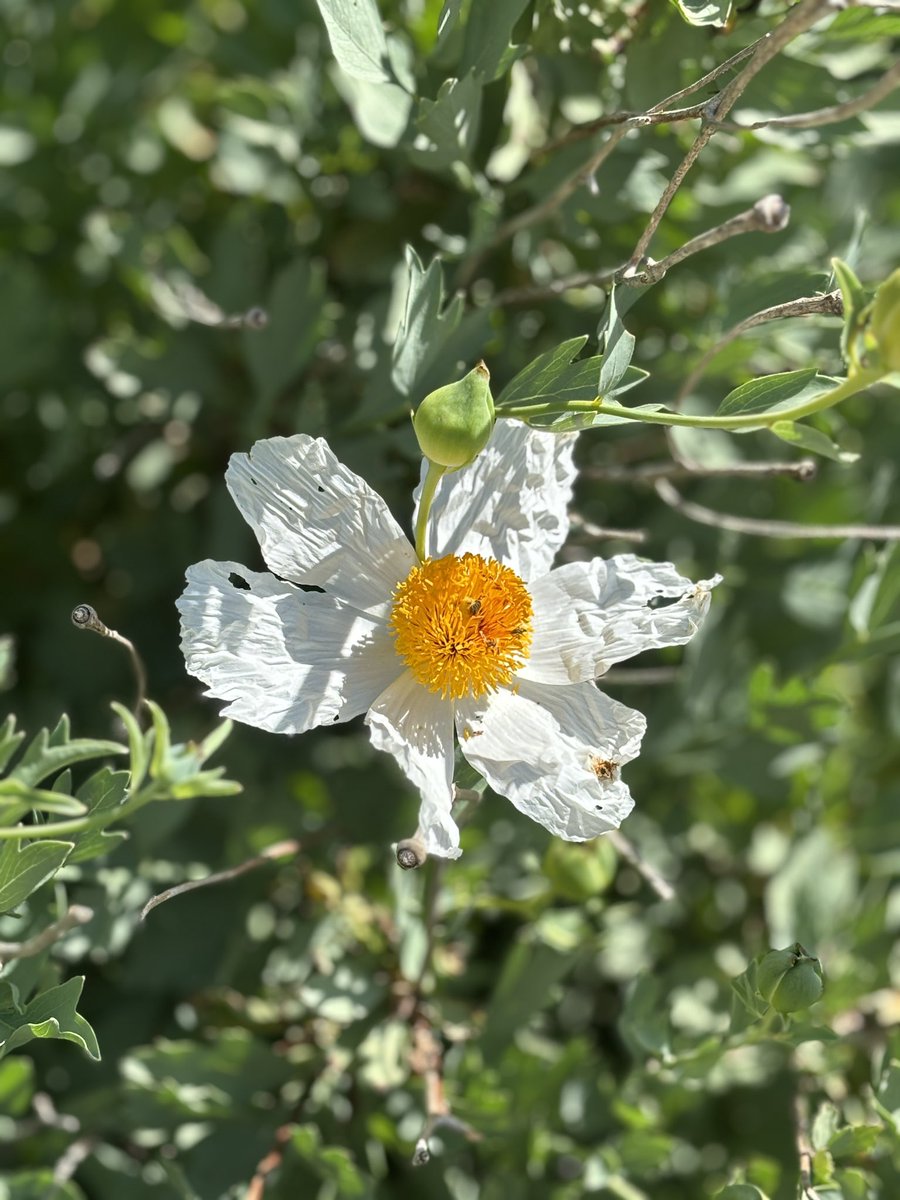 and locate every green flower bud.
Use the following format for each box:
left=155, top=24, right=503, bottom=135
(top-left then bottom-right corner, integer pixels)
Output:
left=756, top=943, right=824, bottom=1014
left=413, top=362, right=495, bottom=470
left=869, top=267, right=900, bottom=372
left=542, top=839, right=616, bottom=902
